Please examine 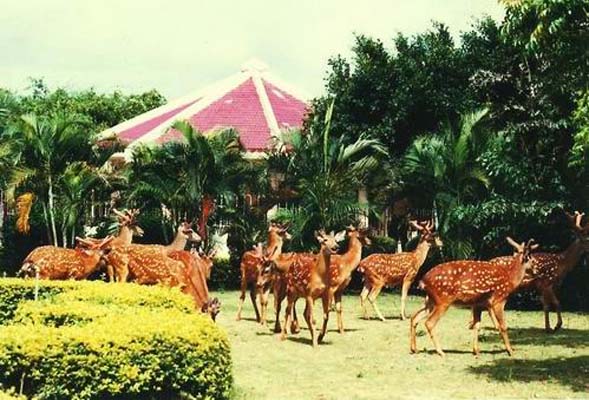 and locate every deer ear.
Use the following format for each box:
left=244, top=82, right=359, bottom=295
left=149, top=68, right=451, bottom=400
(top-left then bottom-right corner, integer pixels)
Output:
left=334, top=230, right=346, bottom=242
